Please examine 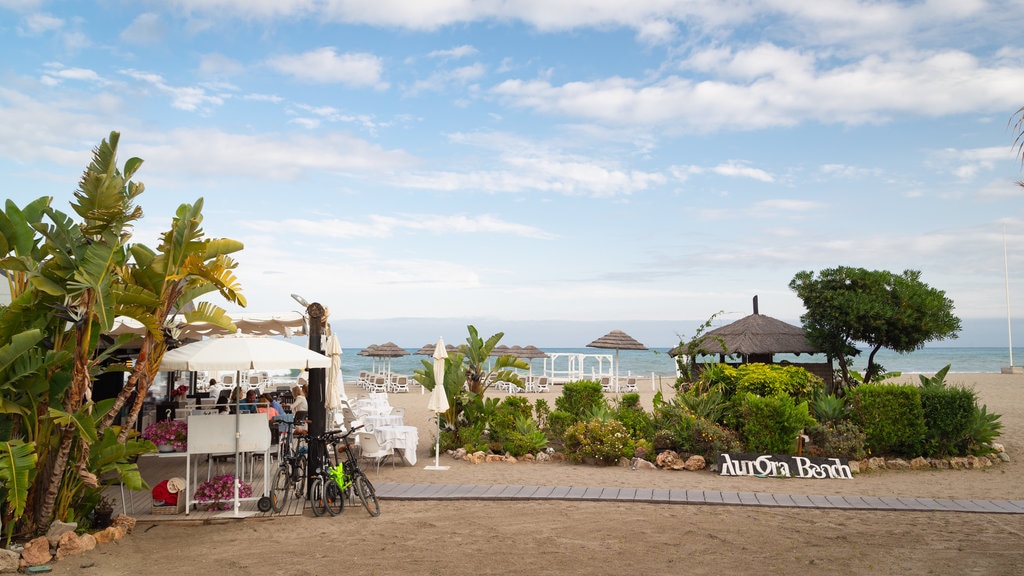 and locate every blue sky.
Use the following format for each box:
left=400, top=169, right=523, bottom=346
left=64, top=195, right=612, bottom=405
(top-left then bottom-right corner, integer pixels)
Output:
left=3, top=1, right=1024, bottom=347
